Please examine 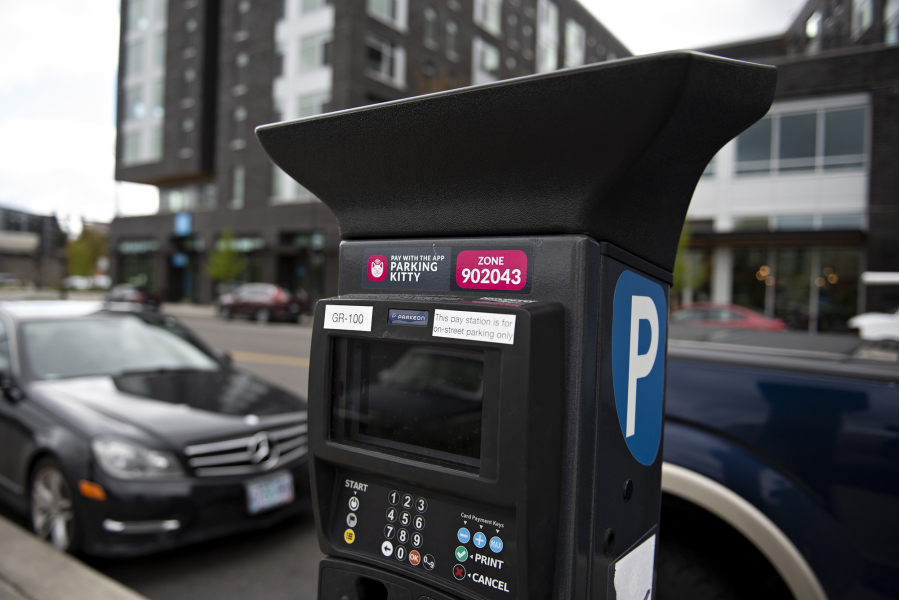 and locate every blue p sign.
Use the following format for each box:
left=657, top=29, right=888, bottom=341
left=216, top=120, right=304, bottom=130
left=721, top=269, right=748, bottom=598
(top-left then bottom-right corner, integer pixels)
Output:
left=612, top=270, right=667, bottom=466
